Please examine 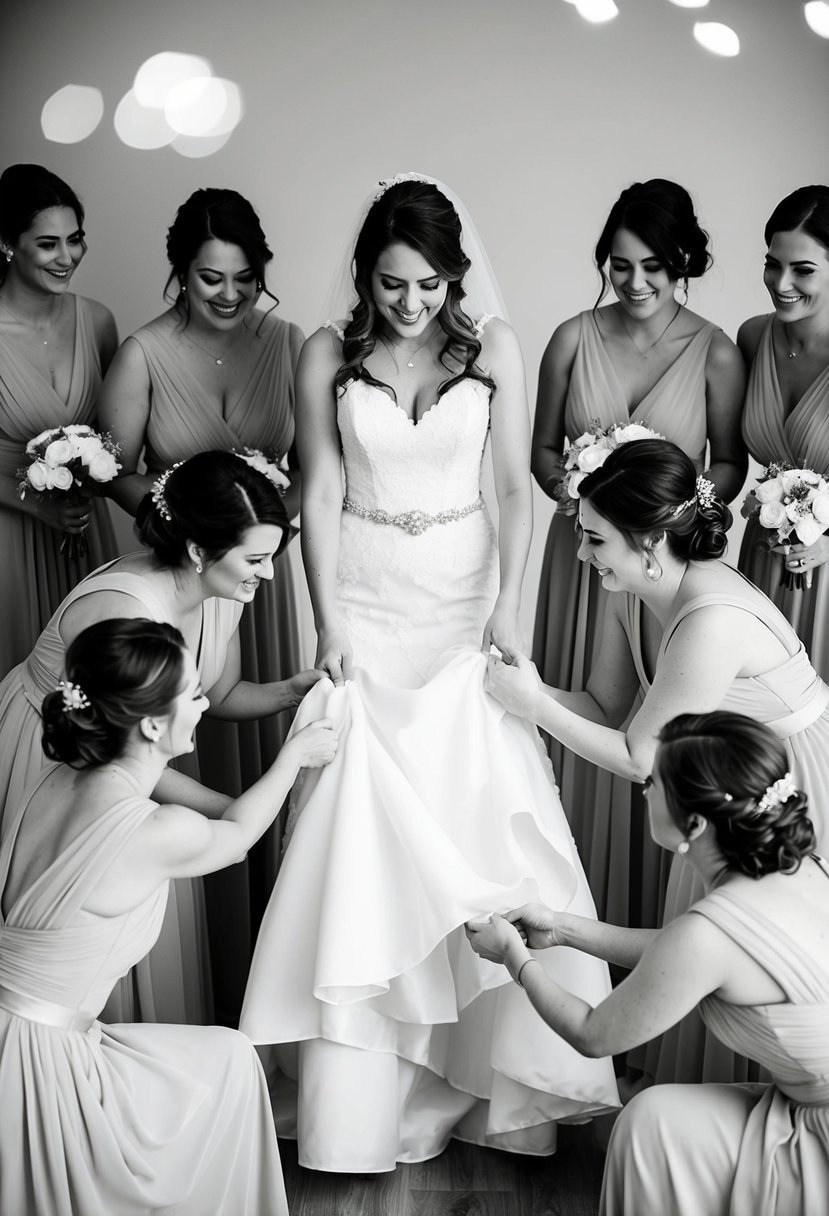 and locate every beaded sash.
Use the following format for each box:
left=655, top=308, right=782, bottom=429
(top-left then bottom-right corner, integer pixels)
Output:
left=342, top=495, right=483, bottom=537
